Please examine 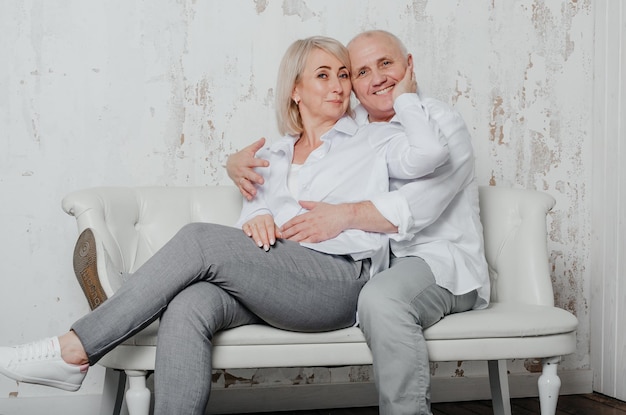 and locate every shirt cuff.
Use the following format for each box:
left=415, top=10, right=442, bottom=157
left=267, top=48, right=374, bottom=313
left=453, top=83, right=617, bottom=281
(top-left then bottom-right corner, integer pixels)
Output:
left=393, top=92, right=425, bottom=114
left=370, top=192, right=415, bottom=241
